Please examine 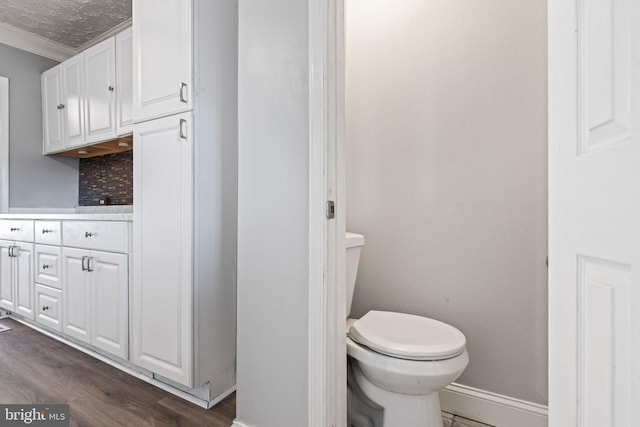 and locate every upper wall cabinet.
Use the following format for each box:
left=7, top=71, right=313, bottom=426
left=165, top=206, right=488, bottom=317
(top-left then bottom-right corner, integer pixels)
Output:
left=83, top=38, right=117, bottom=144
left=116, top=28, right=133, bottom=135
left=42, top=67, right=65, bottom=153
left=132, top=0, right=192, bottom=122
left=42, top=28, right=133, bottom=155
